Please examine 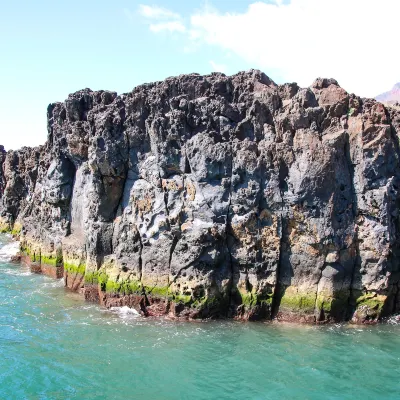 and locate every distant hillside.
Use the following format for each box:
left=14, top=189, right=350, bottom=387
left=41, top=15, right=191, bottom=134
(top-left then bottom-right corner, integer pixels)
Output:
left=376, top=83, right=400, bottom=104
